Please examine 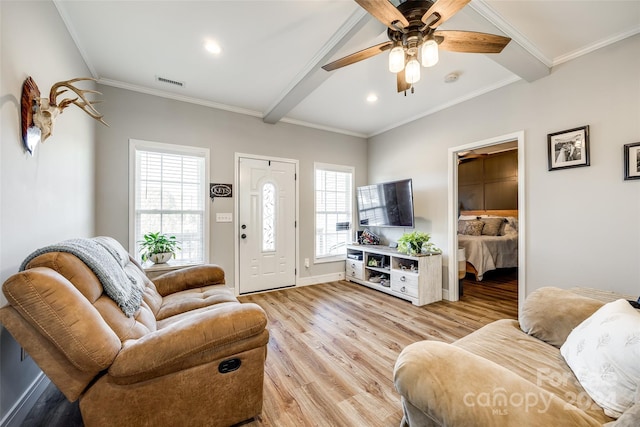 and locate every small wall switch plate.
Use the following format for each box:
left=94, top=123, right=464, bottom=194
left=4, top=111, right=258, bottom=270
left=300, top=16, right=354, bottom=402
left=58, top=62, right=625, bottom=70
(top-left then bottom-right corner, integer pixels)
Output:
left=304, top=258, right=310, bottom=268
left=216, top=213, right=233, bottom=223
